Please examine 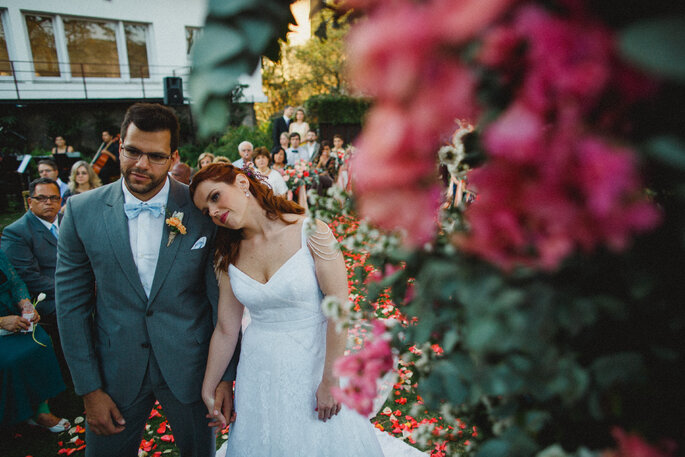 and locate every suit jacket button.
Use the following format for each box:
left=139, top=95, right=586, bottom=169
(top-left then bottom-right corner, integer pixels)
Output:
left=146, top=310, right=153, bottom=317
left=141, top=342, right=150, bottom=348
